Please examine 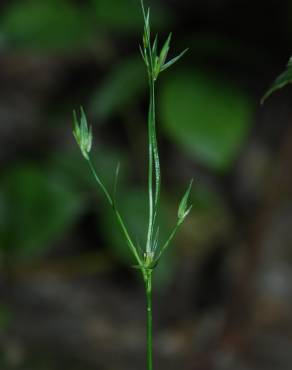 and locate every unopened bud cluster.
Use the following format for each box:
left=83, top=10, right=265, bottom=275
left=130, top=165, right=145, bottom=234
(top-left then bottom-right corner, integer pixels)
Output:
left=73, top=107, right=92, bottom=160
